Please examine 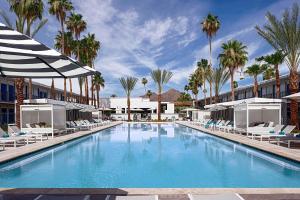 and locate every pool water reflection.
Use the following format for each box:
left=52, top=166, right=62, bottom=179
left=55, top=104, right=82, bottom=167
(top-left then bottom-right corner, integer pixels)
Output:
left=0, top=123, right=299, bottom=188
